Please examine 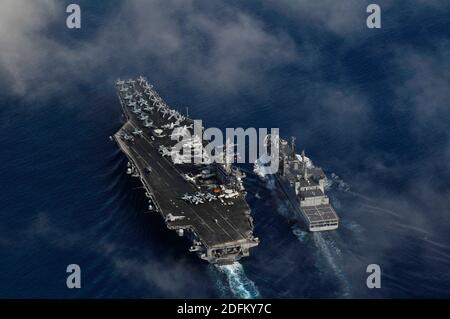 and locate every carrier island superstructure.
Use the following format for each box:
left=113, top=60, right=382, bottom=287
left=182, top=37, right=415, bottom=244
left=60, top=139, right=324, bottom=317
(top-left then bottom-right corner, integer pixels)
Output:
left=113, top=76, right=258, bottom=264
left=254, top=136, right=339, bottom=231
